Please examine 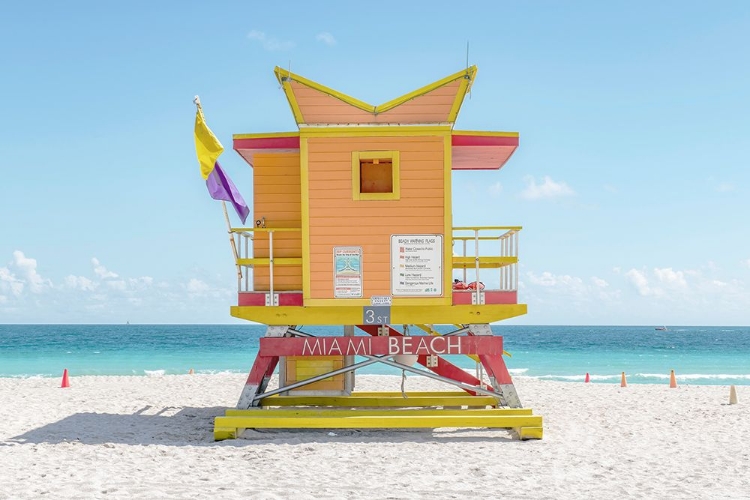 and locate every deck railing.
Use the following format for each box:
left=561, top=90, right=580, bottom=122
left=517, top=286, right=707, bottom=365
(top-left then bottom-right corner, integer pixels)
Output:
left=229, top=227, right=302, bottom=294
left=452, top=226, right=521, bottom=299
left=228, top=225, right=520, bottom=301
